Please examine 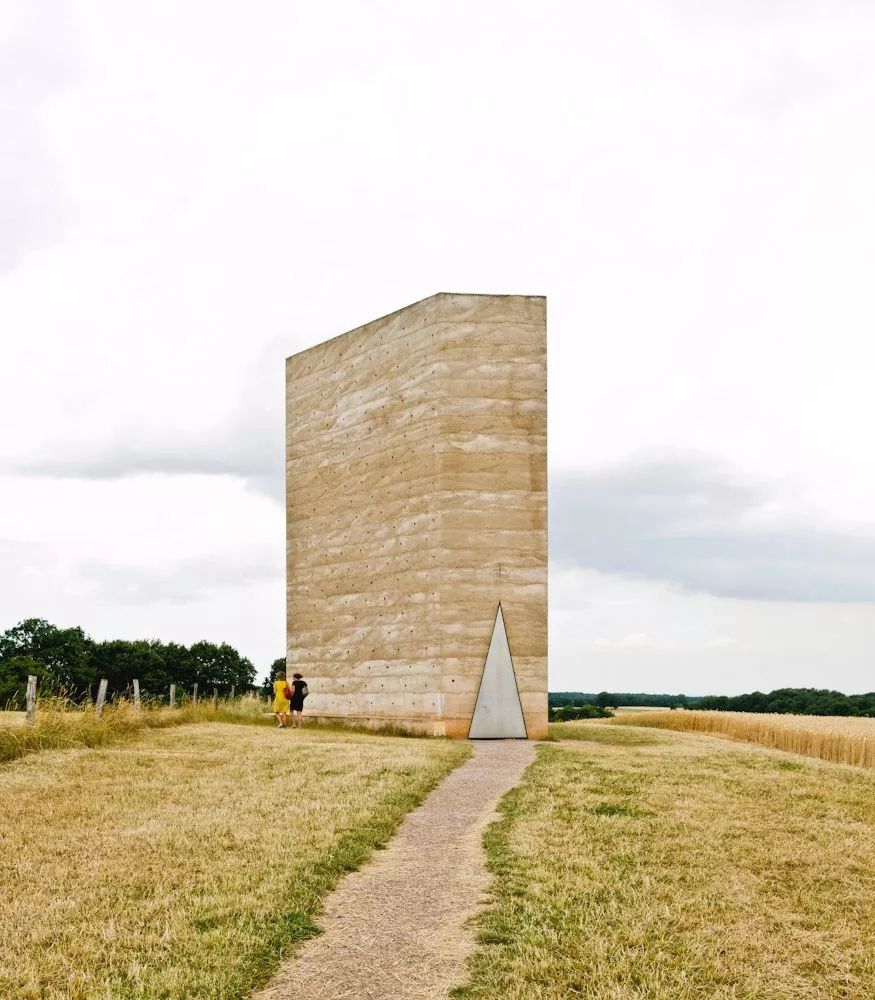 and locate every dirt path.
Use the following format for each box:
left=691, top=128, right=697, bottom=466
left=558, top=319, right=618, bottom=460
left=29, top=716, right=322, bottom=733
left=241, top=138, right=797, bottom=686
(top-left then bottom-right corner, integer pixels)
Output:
left=255, top=740, right=535, bottom=1000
